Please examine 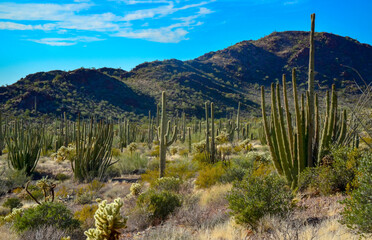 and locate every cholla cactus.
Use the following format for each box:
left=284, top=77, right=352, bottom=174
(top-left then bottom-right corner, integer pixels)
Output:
left=52, top=144, right=76, bottom=163
left=2, top=208, right=23, bottom=223
left=84, top=198, right=127, bottom=240
left=129, top=183, right=142, bottom=196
